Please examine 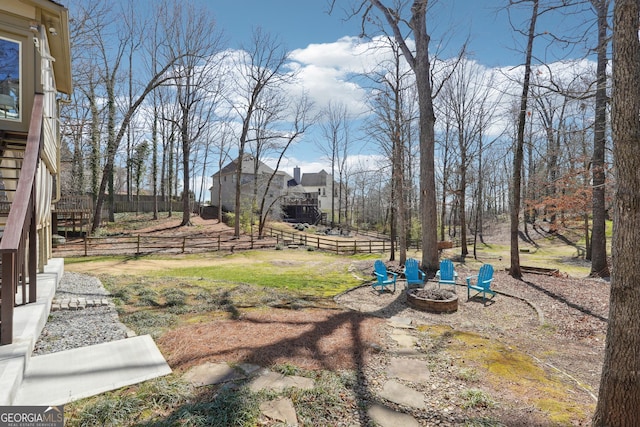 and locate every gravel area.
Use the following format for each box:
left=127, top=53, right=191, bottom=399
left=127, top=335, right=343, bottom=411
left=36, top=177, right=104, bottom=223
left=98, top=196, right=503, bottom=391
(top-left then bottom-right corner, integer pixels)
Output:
left=33, top=272, right=130, bottom=356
